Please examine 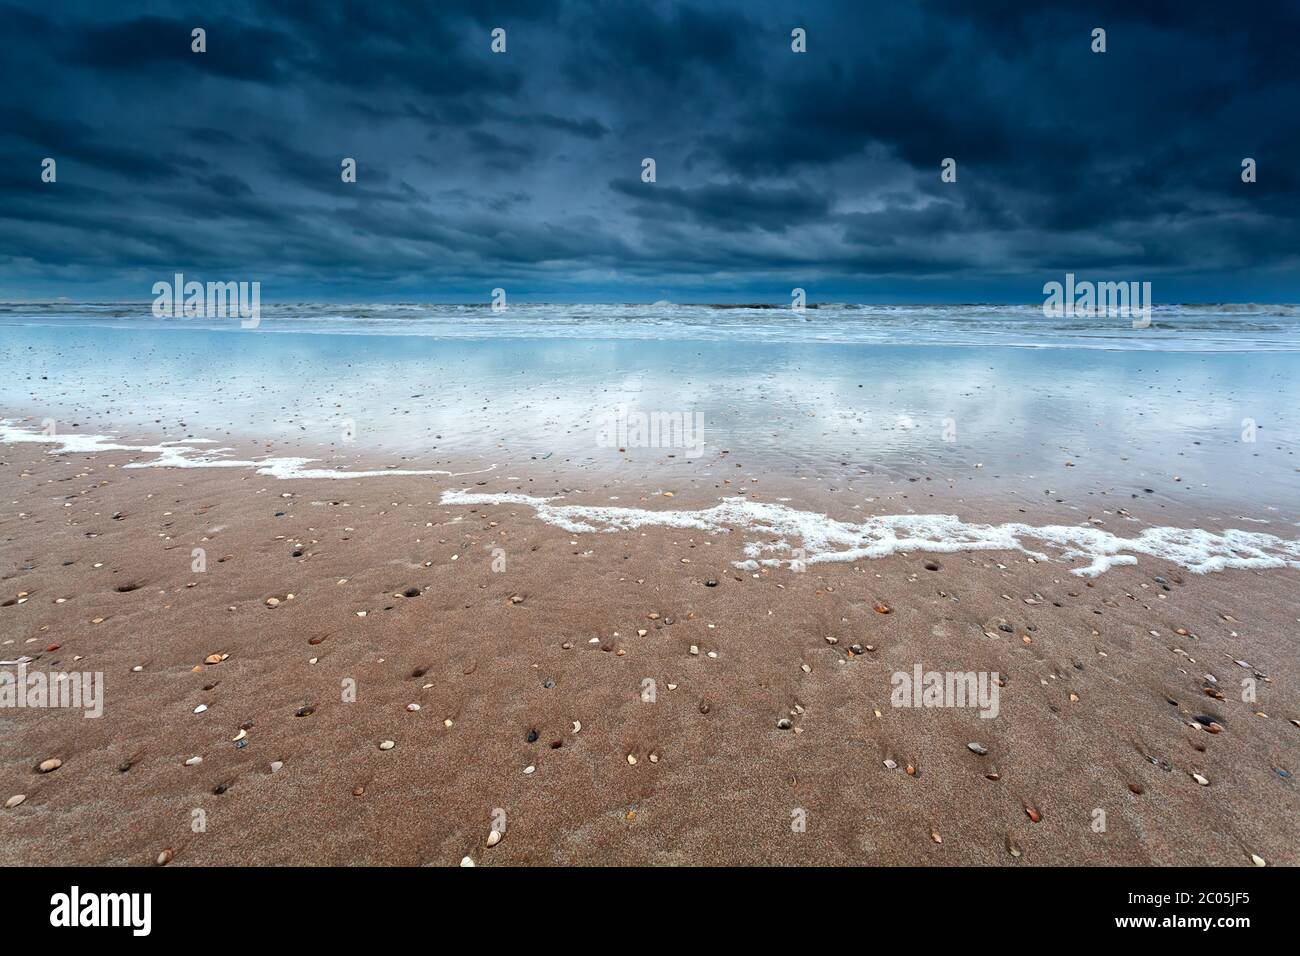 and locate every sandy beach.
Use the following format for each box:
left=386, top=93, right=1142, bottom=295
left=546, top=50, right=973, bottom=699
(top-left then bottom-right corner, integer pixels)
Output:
left=2, top=425, right=1297, bottom=866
